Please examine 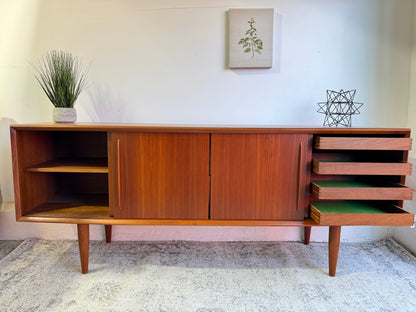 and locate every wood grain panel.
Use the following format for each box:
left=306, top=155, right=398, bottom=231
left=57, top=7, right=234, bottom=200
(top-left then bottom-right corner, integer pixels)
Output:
left=10, top=123, right=411, bottom=136
left=311, top=181, right=413, bottom=200
left=315, top=137, right=412, bottom=150
left=25, top=158, right=108, bottom=173
left=17, top=215, right=320, bottom=226
left=210, top=134, right=312, bottom=220
left=312, top=160, right=412, bottom=175
left=109, top=132, right=210, bottom=219
left=397, top=131, right=411, bottom=210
